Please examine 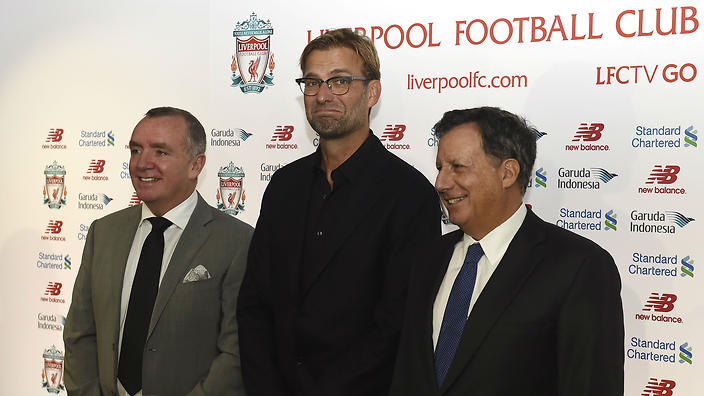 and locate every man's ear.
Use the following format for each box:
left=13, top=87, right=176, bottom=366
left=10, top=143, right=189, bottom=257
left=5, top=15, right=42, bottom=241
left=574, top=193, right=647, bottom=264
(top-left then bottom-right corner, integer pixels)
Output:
left=366, top=80, right=381, bottom=108
left=189, top=154, right=206, bottom=180
left=501, top=158, right=520, bottom=189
